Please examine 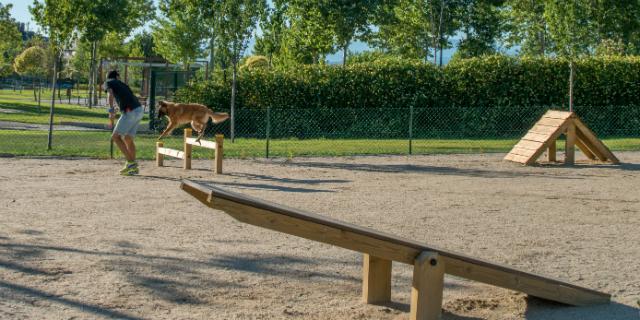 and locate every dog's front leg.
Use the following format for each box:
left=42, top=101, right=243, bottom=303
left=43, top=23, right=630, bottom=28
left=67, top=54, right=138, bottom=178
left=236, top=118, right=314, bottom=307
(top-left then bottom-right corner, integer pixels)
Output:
left=158, top=121, right=177, bottom=140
